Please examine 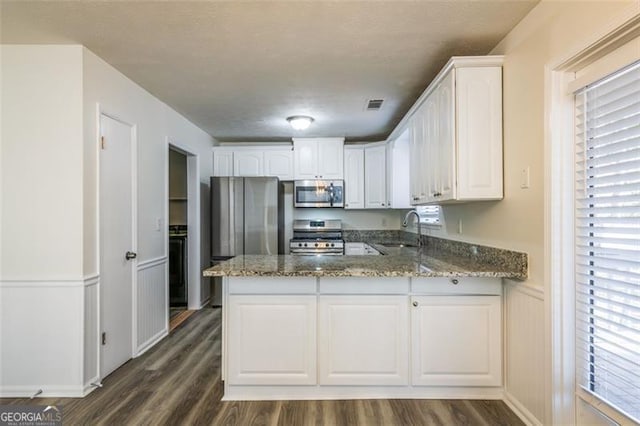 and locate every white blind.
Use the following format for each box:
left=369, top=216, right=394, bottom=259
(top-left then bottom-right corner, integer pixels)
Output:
left=574, top=60, right=640, bottom=423
left=417, top=205, right=441, bottom=225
